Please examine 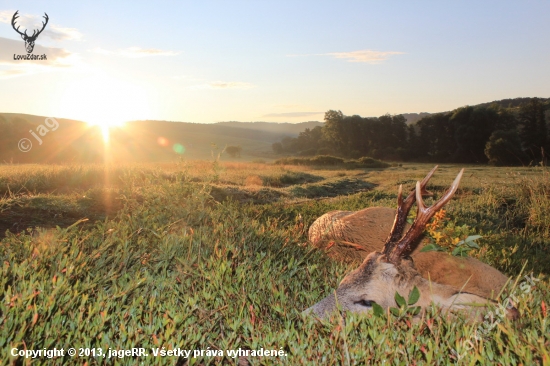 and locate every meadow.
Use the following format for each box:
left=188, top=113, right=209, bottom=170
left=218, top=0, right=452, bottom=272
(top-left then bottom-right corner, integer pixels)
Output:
left=1, top=160, right=549, bottom=365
